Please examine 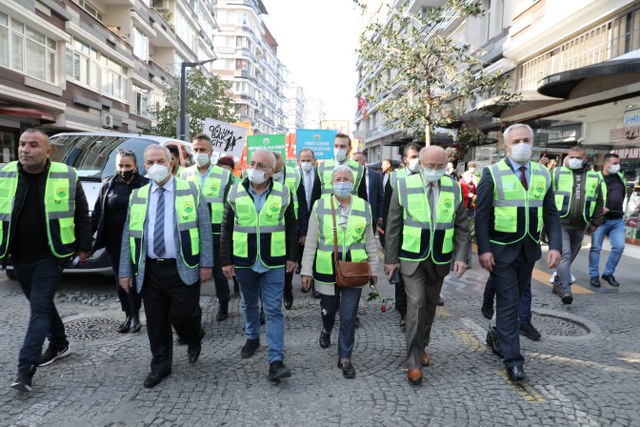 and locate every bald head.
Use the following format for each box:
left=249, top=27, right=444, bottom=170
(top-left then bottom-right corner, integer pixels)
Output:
left=419, top=146, right=447, bottom=170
